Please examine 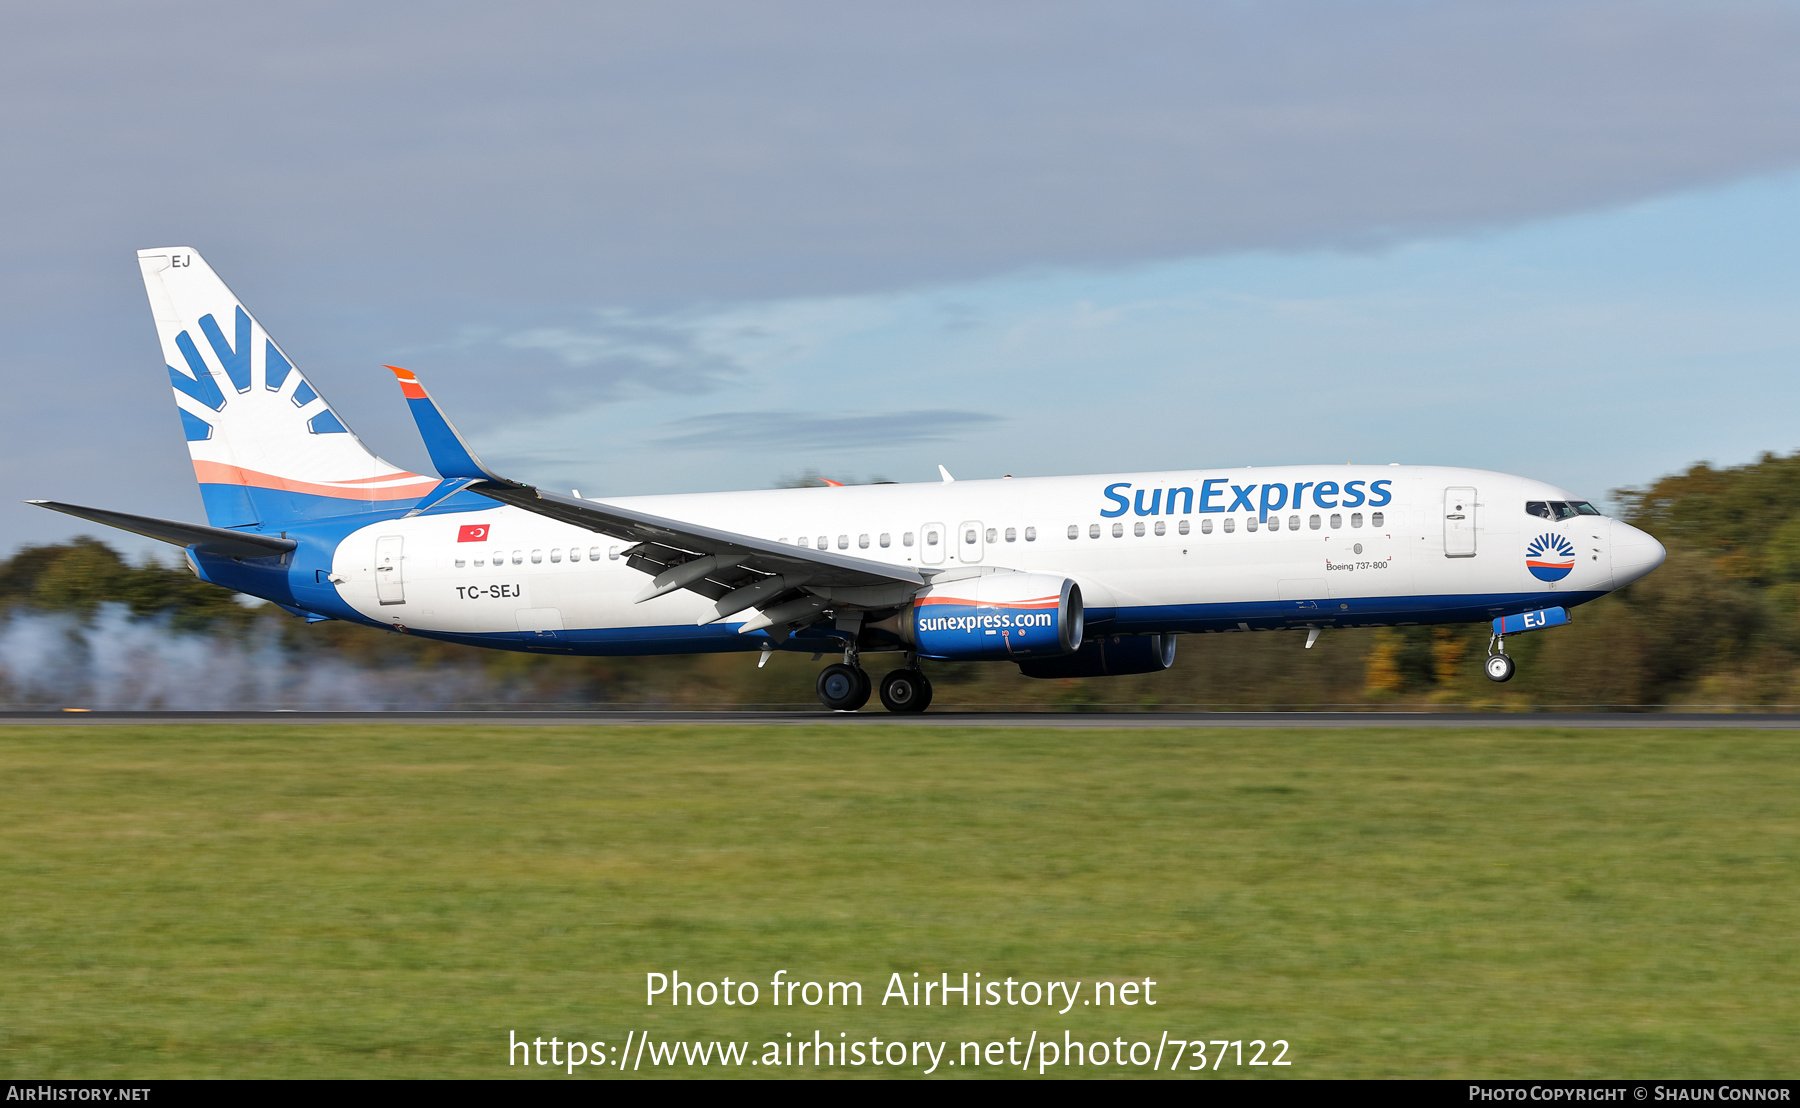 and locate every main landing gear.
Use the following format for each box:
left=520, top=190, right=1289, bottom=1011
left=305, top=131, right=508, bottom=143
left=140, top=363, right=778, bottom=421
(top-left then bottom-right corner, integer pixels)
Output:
left=877, top=667, right=933, bottom=714
left=1484, top=635, right=1516, bottom=683
left=814, top=648, right=932, bottom=713
left=816, top=663, right=871, bottom=712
